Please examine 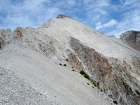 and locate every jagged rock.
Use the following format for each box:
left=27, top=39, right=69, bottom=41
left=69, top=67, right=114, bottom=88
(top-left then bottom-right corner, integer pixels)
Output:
left=120, top=31, right=140, bottom=51
left=56, top=14, right=72, bottom=19
left=0, top=37, right=5, bottom=49
left=69, top=37, right=140, bottom=105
